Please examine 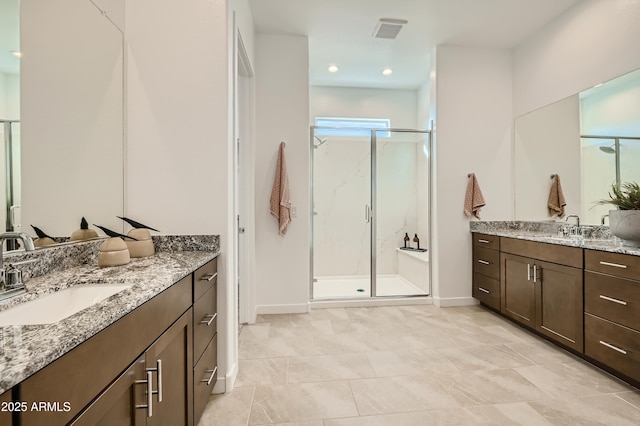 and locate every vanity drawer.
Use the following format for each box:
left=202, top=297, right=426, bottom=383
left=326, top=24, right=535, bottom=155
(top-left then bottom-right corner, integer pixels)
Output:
left=194, top=336, right=218, bottom=423
left=585, top=313, right=640, bottom=382
left=194, top=283, right=217, bottom=364
left=585, top=271, right=640, bottom=330
left=194, top=258, right=218, bottom=301
left=585, top=250, right=640, bottom=281
left=473, top=233, right=499, bottom=250
left=473, top=246, right=500, bottom=280
left=473, top=273, right=500, bottom=310
left=501, top=237, right=582, bottom=268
